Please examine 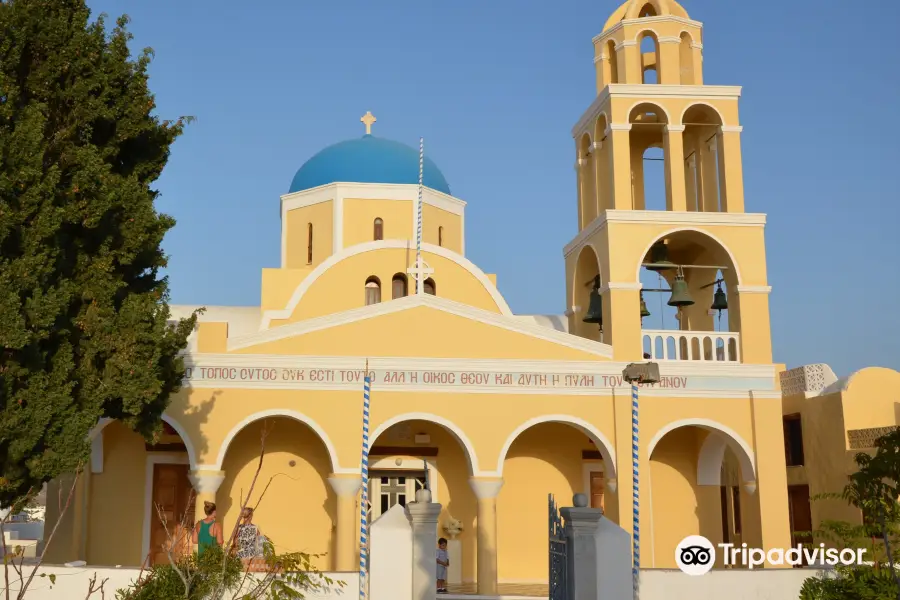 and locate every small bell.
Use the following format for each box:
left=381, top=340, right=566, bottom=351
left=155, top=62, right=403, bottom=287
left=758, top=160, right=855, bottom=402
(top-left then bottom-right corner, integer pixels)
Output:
left=711, top=283, right=728, bottom=312
left=645, top=241, right=676, bottom=272
left=667, top=273, right=694, bottom=307
left=639, top=293, right=651, bottom=319
left=583, top=275, right=603, bottom=326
